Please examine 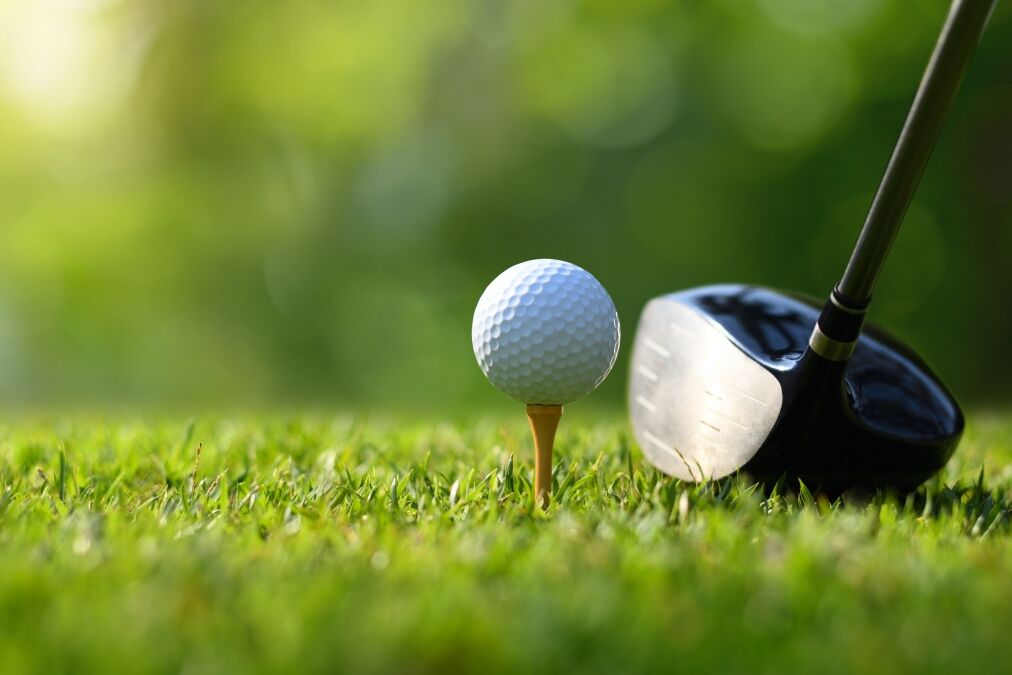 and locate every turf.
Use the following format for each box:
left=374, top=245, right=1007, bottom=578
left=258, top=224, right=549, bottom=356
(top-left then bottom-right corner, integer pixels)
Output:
left=1, top=412, right=1011, bottom=674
